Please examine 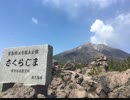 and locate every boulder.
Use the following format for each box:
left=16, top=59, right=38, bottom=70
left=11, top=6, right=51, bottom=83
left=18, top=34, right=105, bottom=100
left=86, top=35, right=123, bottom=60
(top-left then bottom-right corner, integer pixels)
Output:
left=68, top=89, right=87, bottom=98
left=100, top=70, right=130, bottom=93
left=49, top=78, right=63, bottom=90
left=63, top=62, right=76, bottom=71
left=55, top=90, right=67, bottom=98
left=37, top=94, right=46, bottom=98
left=0, top=84, right=36, bottom=98
left=76, top=69, right=82, bottom=73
